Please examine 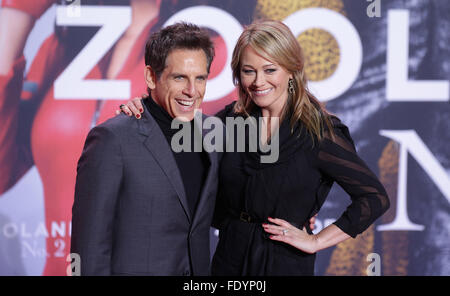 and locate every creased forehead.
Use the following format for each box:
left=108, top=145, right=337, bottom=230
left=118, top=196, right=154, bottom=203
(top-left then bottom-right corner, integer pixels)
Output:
left=163, top=48, right=208, bottom=74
